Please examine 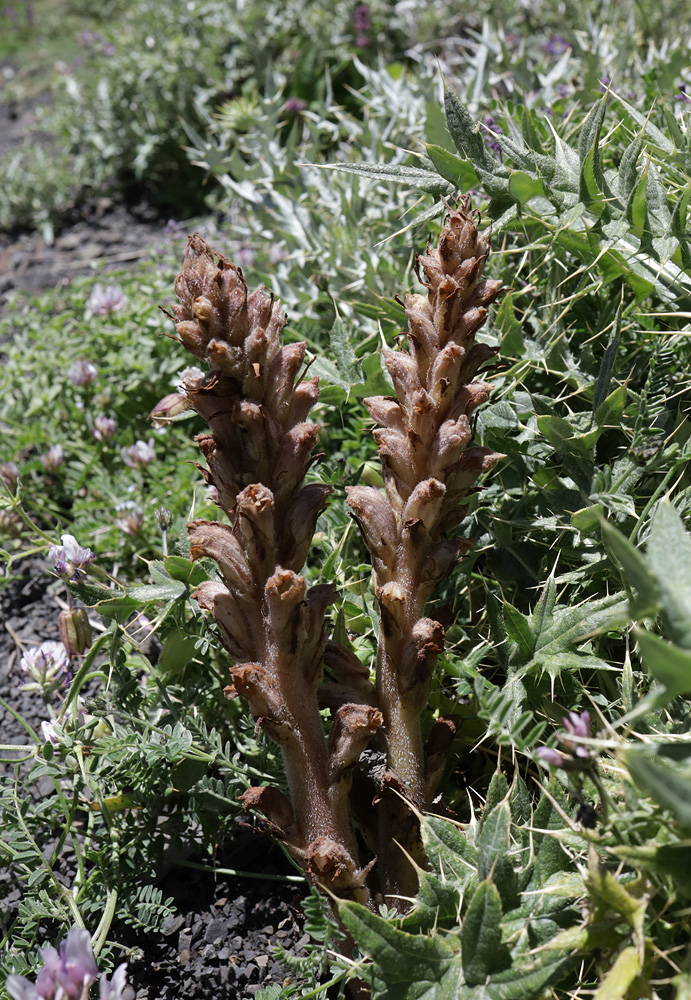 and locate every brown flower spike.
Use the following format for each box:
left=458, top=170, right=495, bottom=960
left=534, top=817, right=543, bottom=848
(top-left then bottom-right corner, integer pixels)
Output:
left=167, top=198, right=502, bottom=912
left=170, top=236, right=377, bottom=902
left=345, top=197, right=504, bottom=897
